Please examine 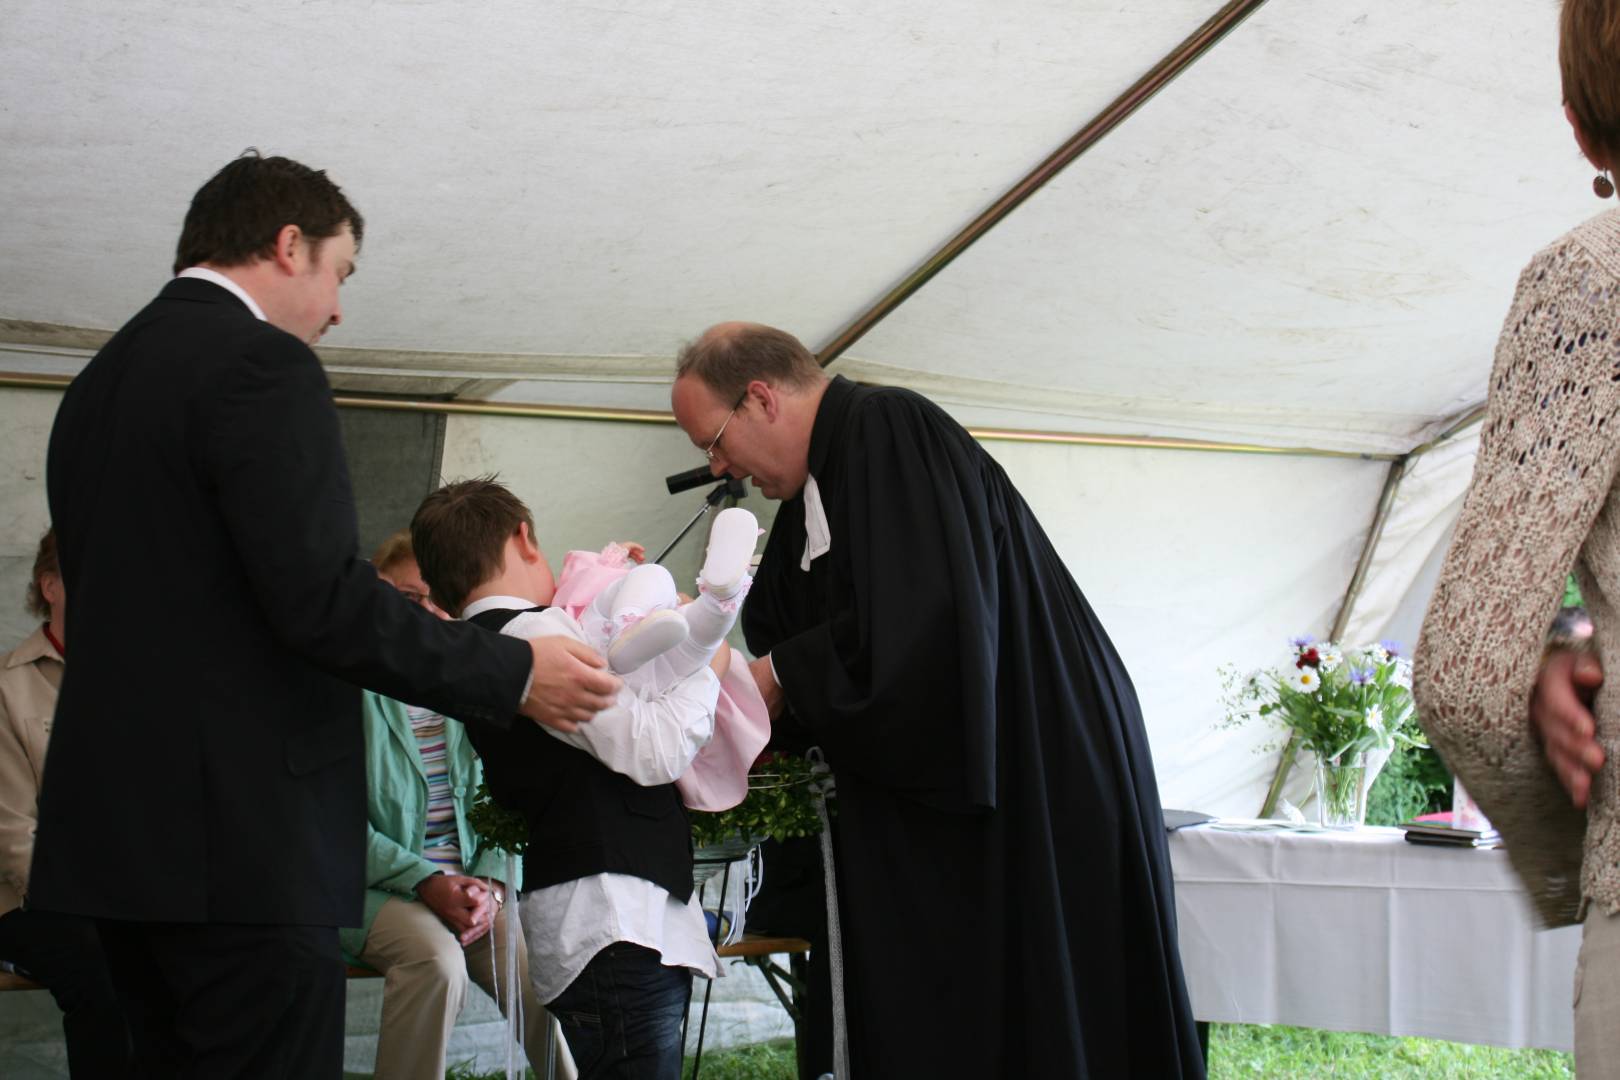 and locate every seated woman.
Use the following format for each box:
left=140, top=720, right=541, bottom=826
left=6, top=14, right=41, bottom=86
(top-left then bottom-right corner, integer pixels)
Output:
left=0, top=527, right=131, bottom=1077
left=341, top=529, right=575, bottom=1080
